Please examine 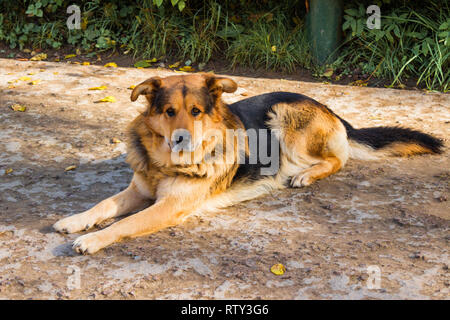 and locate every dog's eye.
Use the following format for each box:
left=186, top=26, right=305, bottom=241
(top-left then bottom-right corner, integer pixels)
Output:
left=191, top=107, right=201, bottom=116
left=166, top=108, right=175, bottom=117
